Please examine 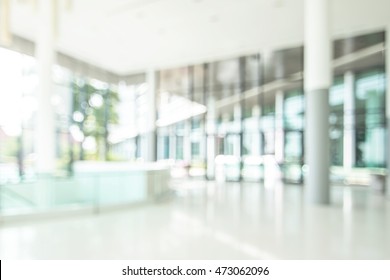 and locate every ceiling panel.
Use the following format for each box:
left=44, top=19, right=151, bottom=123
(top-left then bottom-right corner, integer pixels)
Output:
left=7, top=0, right=390, bottom=75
